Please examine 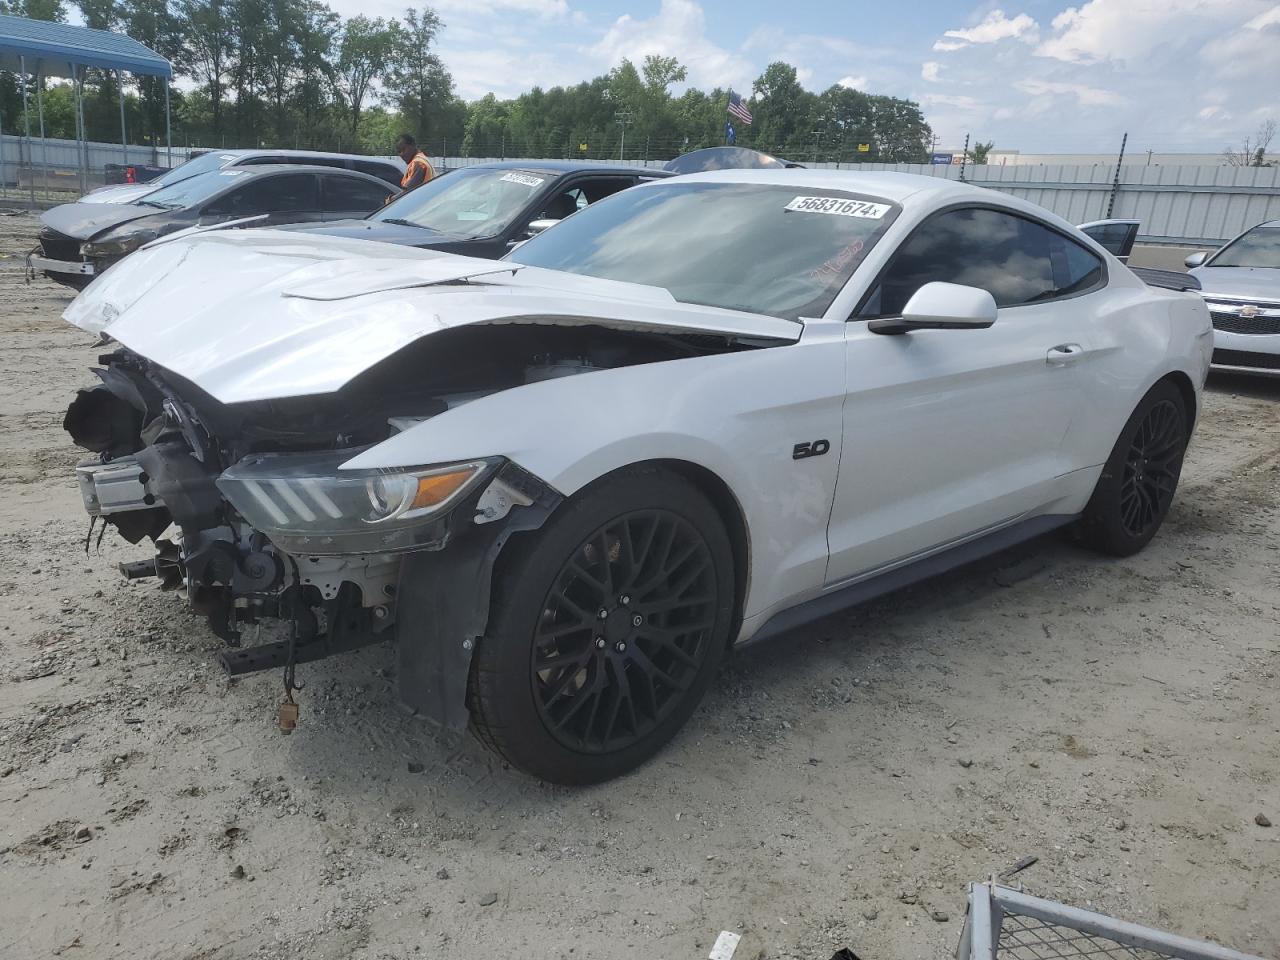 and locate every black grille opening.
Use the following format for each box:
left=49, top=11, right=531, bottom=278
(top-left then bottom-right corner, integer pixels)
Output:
left=39, top=230, right=82, bottom=262
left=1210, top=311, right=1280, bottom=336
left=1213, top=348, right=1280, bottom=370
